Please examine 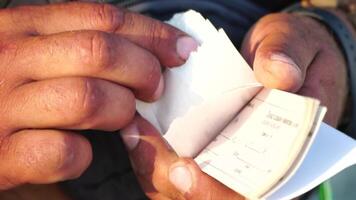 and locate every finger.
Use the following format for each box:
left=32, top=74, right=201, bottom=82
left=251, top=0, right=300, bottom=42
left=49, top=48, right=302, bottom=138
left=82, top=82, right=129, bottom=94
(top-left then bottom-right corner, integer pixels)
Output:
left=3, top=77, right=135, bottom=133
left=120, top=115, right=182, bottom=199
left=0, top=129, right=92, bottom=190
left=120, top=115, right=244, bottom=200
left=5, top=2, right=198, bottom=67
left=241, top=14, right=321, bottom=92
left=114, top=8, right=198, bottom=67
left=13, top=31, right=163, bottom=101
